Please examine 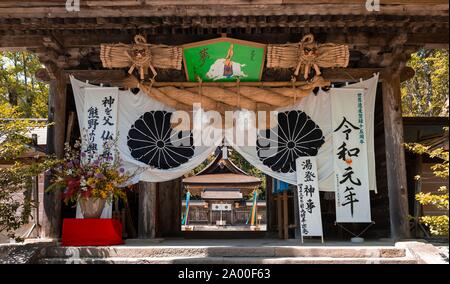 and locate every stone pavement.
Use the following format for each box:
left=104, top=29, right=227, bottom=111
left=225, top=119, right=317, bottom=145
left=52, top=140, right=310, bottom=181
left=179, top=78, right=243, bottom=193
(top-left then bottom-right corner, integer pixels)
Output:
left=1, top=238, right=448, bottom=264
